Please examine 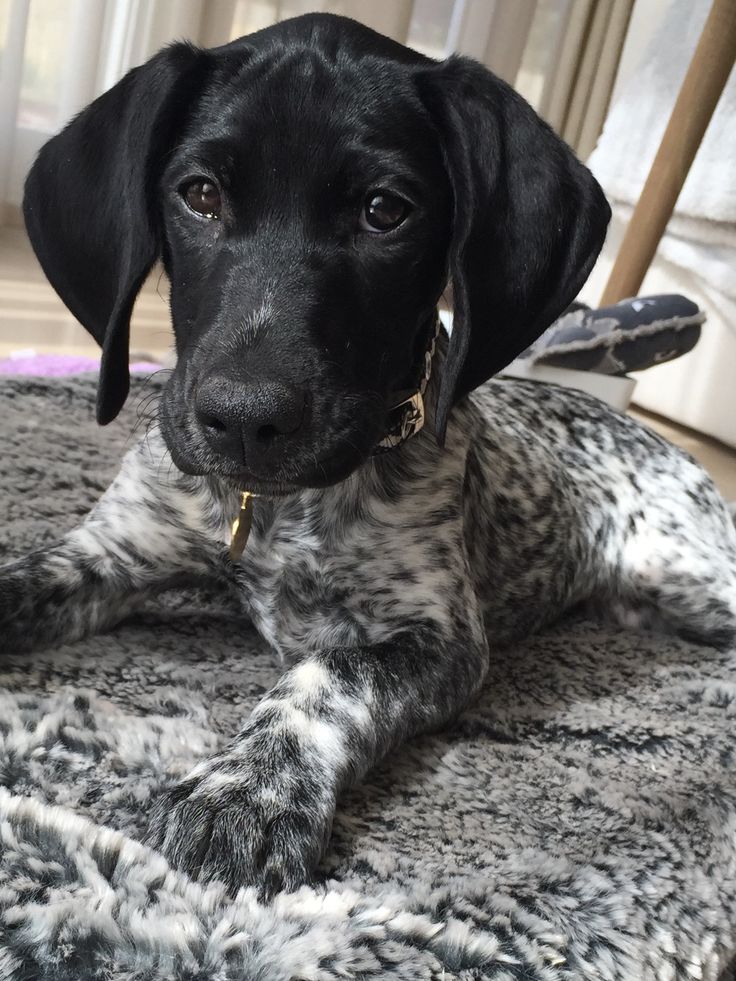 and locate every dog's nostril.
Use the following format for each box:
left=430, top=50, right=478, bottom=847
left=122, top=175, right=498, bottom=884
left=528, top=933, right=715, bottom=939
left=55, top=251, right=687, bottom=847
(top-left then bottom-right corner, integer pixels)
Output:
left=257, top=423, right=280, bottom=442
left=196, top=380, right=305, bottom=459
left=200, top=413, right=227, bottom=433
